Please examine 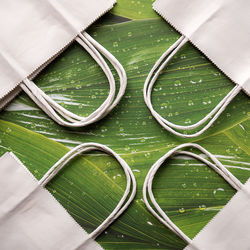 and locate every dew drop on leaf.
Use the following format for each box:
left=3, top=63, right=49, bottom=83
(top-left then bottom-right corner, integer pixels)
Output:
left=179, top=208, right=185, bottom=213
